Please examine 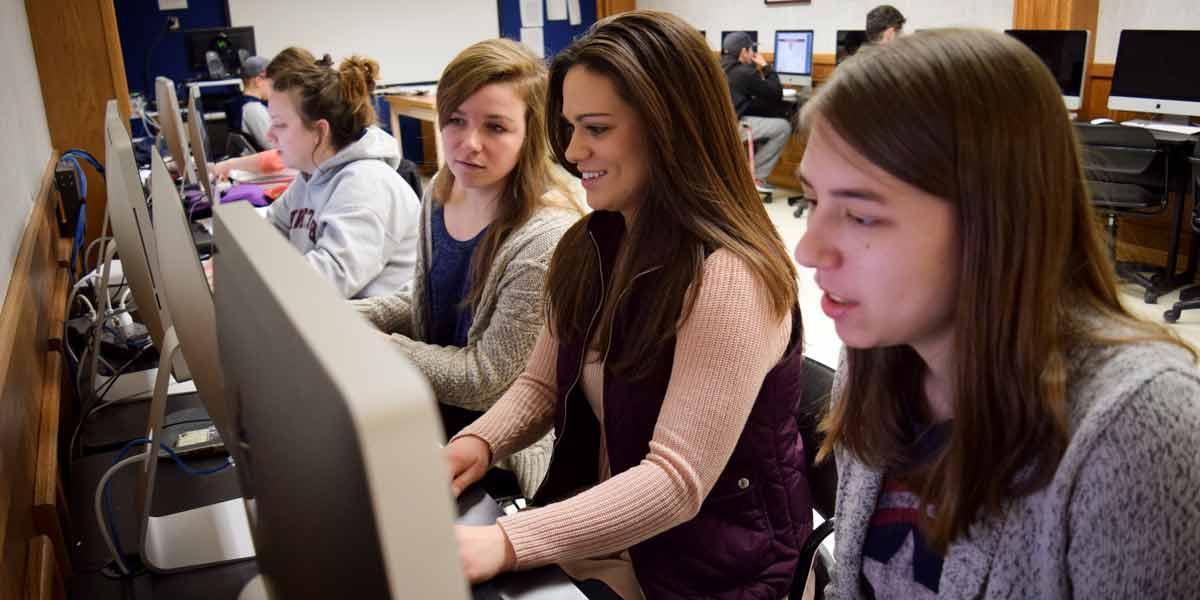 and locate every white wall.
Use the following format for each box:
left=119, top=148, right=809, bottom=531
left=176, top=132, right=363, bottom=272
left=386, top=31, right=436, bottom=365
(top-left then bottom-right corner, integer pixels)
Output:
left=636, top=0, right=1014, bottom=54
left=1096, top=0, right=1200, bottom=63
left=228, top=0, right=500, bottom=84
left=0, top=0, right=54, bottom=306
